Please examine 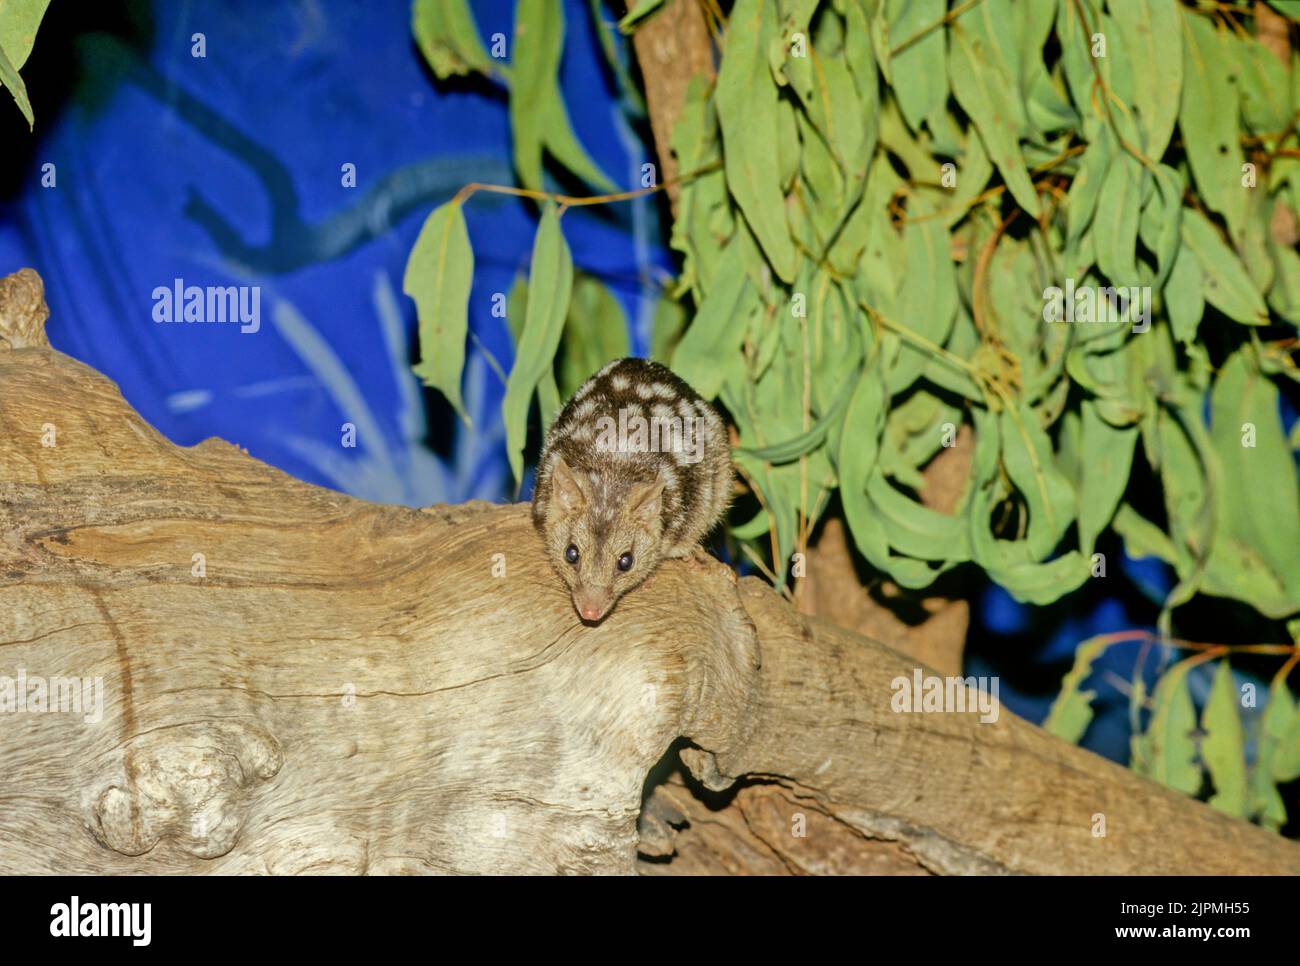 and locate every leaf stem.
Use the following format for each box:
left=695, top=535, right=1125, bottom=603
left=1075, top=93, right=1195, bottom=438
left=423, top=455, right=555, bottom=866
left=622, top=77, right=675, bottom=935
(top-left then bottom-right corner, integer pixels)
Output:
left=1068, top=0, right=1158, bottom=174
left=451, top=159, right=723, bottom=213
left=1084, top=628, right=1297, bottom=657
left=891, top=0, right=987, bottom=57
